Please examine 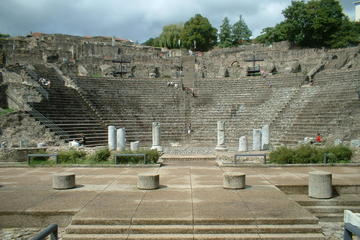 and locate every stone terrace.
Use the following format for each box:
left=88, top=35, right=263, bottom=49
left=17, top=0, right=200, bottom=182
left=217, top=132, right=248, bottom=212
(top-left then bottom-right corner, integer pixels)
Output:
left=0, top=165, right=359, bottom=239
